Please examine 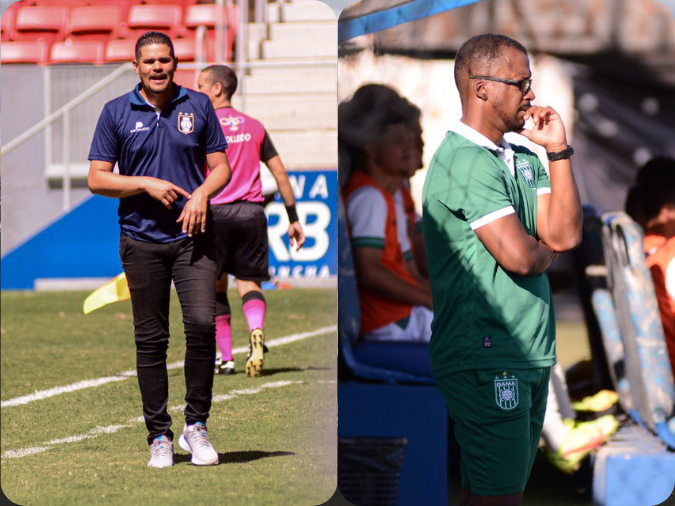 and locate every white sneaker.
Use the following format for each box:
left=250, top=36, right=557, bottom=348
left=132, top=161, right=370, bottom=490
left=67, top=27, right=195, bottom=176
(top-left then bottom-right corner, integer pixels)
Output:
left=178, top=422, right=219, bottom=465
left=148, top=435, right=174, bottom=468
